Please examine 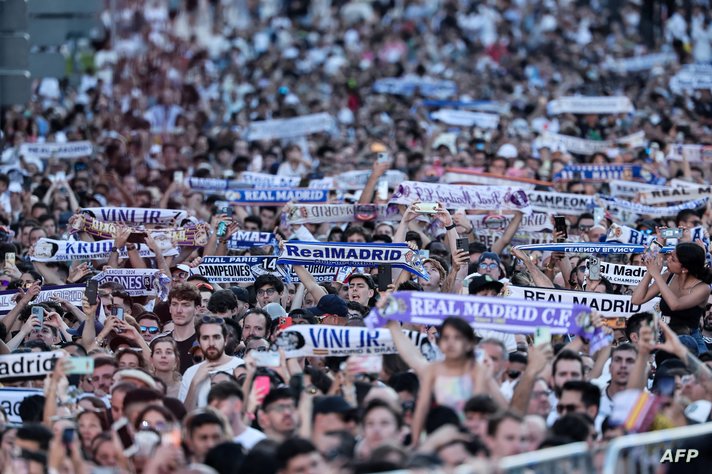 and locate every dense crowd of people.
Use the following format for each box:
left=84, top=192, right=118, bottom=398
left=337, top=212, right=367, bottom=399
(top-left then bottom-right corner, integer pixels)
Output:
left=1, top=0, right=712, bottom=473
